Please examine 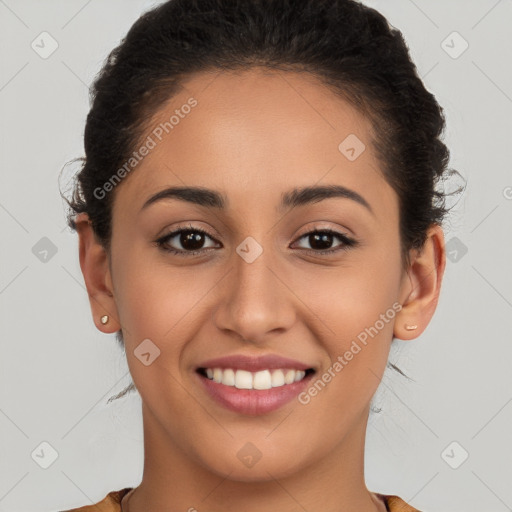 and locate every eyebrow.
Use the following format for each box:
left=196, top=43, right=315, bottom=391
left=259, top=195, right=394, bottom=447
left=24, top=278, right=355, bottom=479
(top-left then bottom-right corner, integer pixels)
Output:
left=140, top=184, right=374, bottom=216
